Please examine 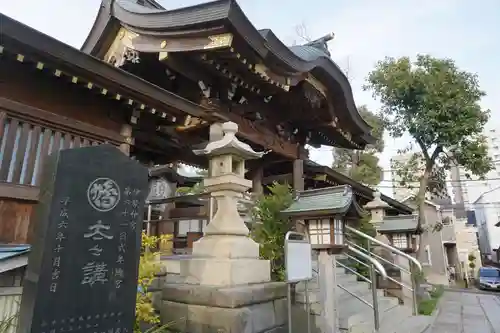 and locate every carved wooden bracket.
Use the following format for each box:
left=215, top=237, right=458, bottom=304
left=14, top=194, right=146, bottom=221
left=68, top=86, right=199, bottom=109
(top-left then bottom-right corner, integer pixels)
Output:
left=104, top=28, right=141, bottom=68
